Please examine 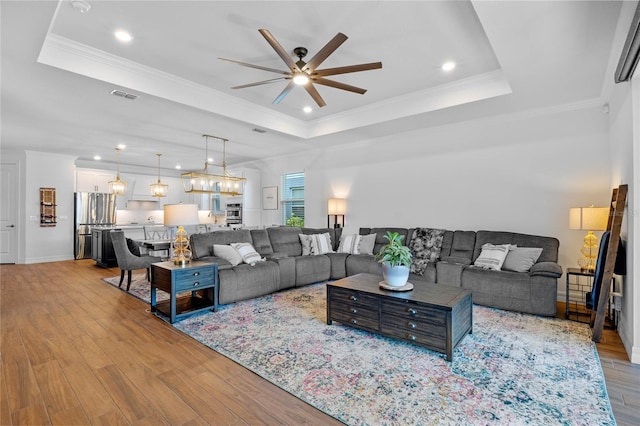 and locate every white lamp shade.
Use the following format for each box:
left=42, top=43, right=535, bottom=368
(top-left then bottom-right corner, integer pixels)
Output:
left=569, top=206, right=609, bottom=230
left=328, top=198, right=346, bottom=215
left=164, top=204, right=199, bottom=227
